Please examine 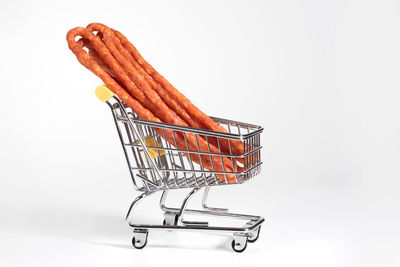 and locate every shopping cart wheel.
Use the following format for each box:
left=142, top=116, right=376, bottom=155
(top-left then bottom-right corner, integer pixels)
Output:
left=248, top=226, right=261, bottom=243
left=231, top=234, right=248, bottom=253
left=132, top=229, right=148, bottom=249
